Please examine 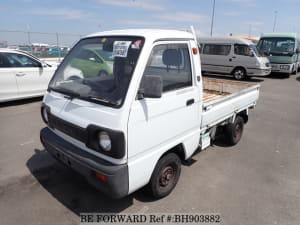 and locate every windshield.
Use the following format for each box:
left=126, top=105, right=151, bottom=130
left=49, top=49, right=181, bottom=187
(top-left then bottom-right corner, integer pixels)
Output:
left=257, top=37, right=295, bottom=56
left=49, top=36, right=144, bottom=107
left=250, top=44, right=261, bottom=57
